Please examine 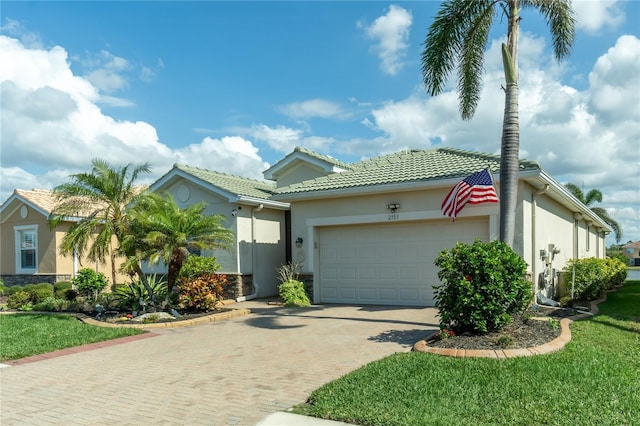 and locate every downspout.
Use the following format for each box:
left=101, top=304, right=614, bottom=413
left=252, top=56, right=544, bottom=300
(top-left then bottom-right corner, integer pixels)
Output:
left=72, top=246, right=78, bottom=279
left=236, top=204, right=264, bottom=302
left=571, top=213, right=582, bottom=300
left=531, top=185, right=549, bottom=305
